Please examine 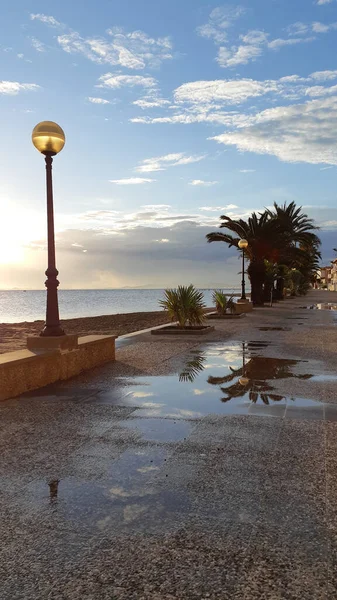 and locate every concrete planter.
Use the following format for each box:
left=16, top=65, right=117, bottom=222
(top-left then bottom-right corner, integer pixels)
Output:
left=151, top=325, right=214, bottom=336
